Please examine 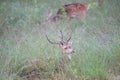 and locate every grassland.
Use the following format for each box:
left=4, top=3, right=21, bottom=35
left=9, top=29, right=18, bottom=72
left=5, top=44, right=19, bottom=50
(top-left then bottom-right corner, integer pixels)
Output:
left=0, top=0, right=120, bottom=80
